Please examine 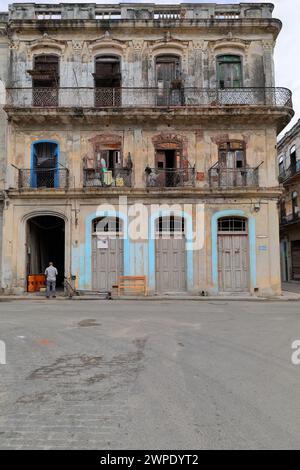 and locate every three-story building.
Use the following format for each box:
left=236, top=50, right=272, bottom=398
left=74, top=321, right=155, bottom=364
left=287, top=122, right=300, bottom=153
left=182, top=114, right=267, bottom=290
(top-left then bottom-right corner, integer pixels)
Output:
left=0, top=2, right=294, bottom=295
